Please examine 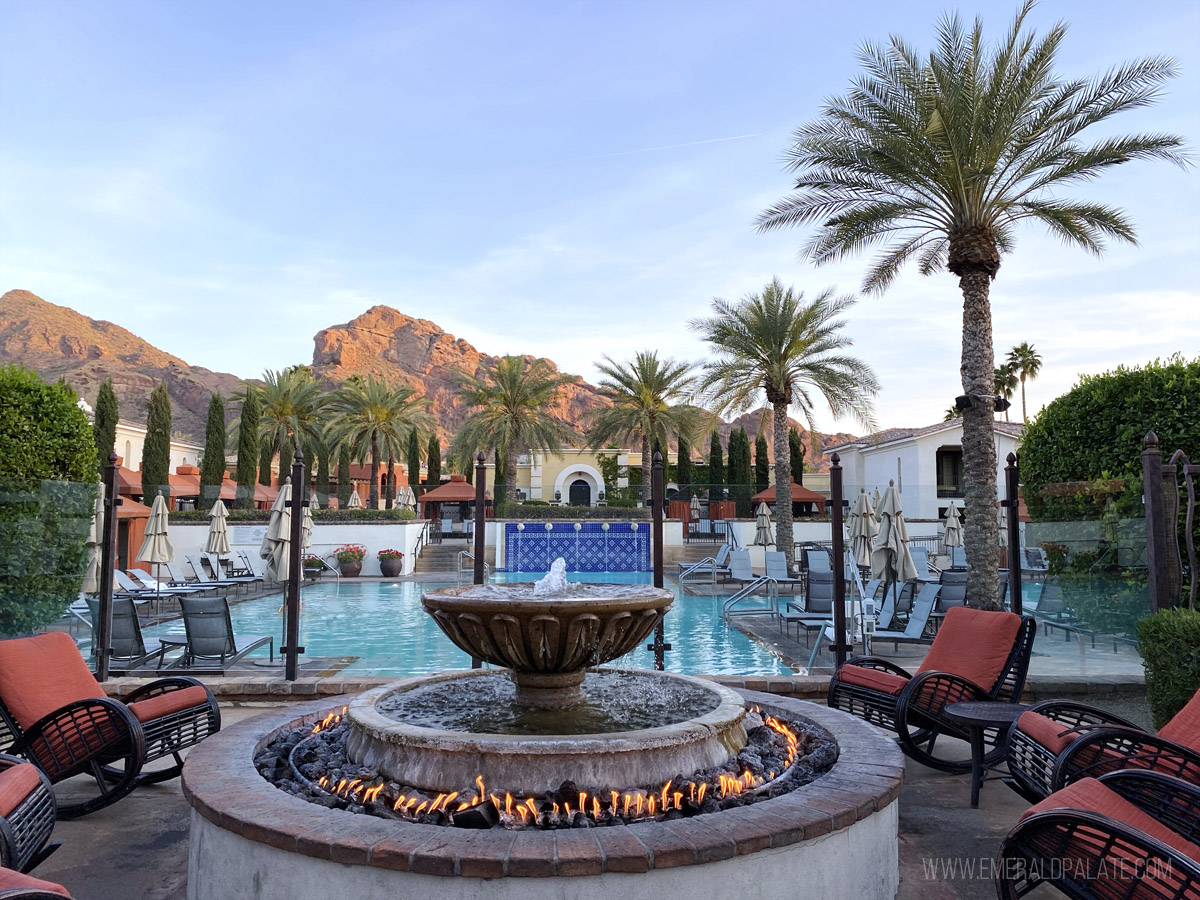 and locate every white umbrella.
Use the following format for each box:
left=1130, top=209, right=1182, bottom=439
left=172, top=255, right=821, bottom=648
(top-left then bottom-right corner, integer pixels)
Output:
left=205, top=499, right=231, bottom=555
left=848, top=489, right=879, bottom=568
left=259, top=482, right=292, bottom=583
left=871, top=482, right=917, bottom=599
left=309, top=493, right=321, bottom=510
left=870, top=487, right=883, bottom=522
left=997, top=504, right=1009, bottom=549
left=301, top=502, right=314, bottom=551
left=396, top=485, right=414, bottom=509
left=347, top=489, right=364, bottom=510
left=942, top=501, right=964, bottom=551
left=82, top=482, right=105, bottom=593
left=753, top=501, right=774, bottom=546
left=136, top=493, right=174, bottom=607
left=690, top=495, right=701, bottom=519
